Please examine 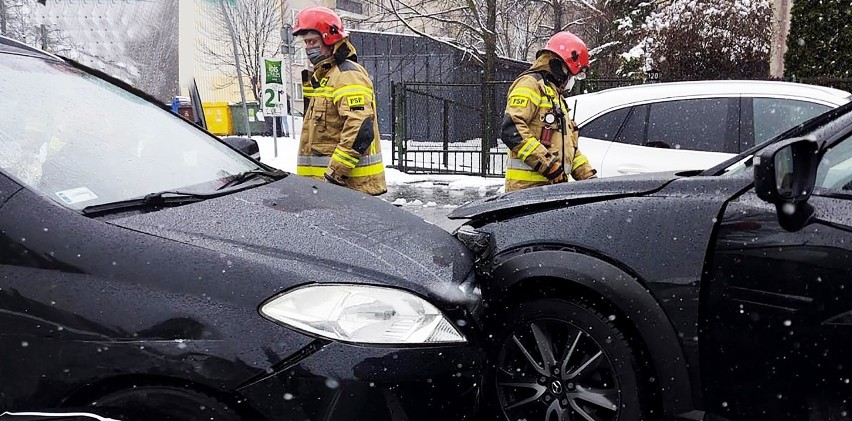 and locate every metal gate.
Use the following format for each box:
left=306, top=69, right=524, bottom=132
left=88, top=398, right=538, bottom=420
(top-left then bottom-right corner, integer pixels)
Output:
left=391, top=81, right=514, bottom=177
